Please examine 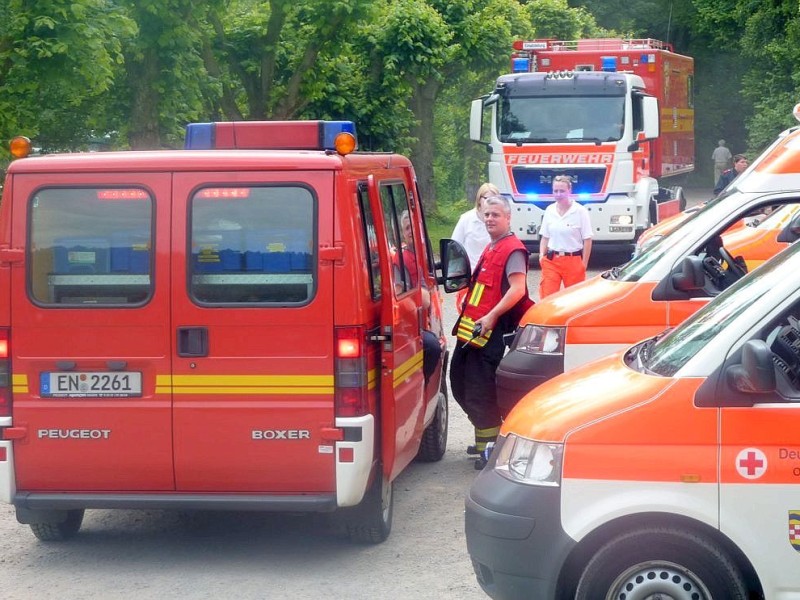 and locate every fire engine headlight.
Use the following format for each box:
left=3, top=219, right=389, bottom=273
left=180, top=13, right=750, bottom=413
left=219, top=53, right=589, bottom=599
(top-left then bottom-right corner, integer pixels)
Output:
left=494, top=434, right=563, bottom=486
left=611, top=214, right=633, bottom=225
left=513, top=325, right=564, bottom=355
